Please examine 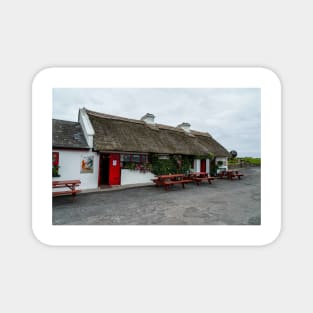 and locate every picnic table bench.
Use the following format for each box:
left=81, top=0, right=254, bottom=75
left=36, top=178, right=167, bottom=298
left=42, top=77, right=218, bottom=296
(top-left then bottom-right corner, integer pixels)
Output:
left=188, top=172, right=214, bottom=185
left=52, top=180, right=81, bottom=197
left=229, top=171, right=244, bottom=180
left=218, top=170, right=244, bottom=180
left=152, top=174, right=193, bottom=191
